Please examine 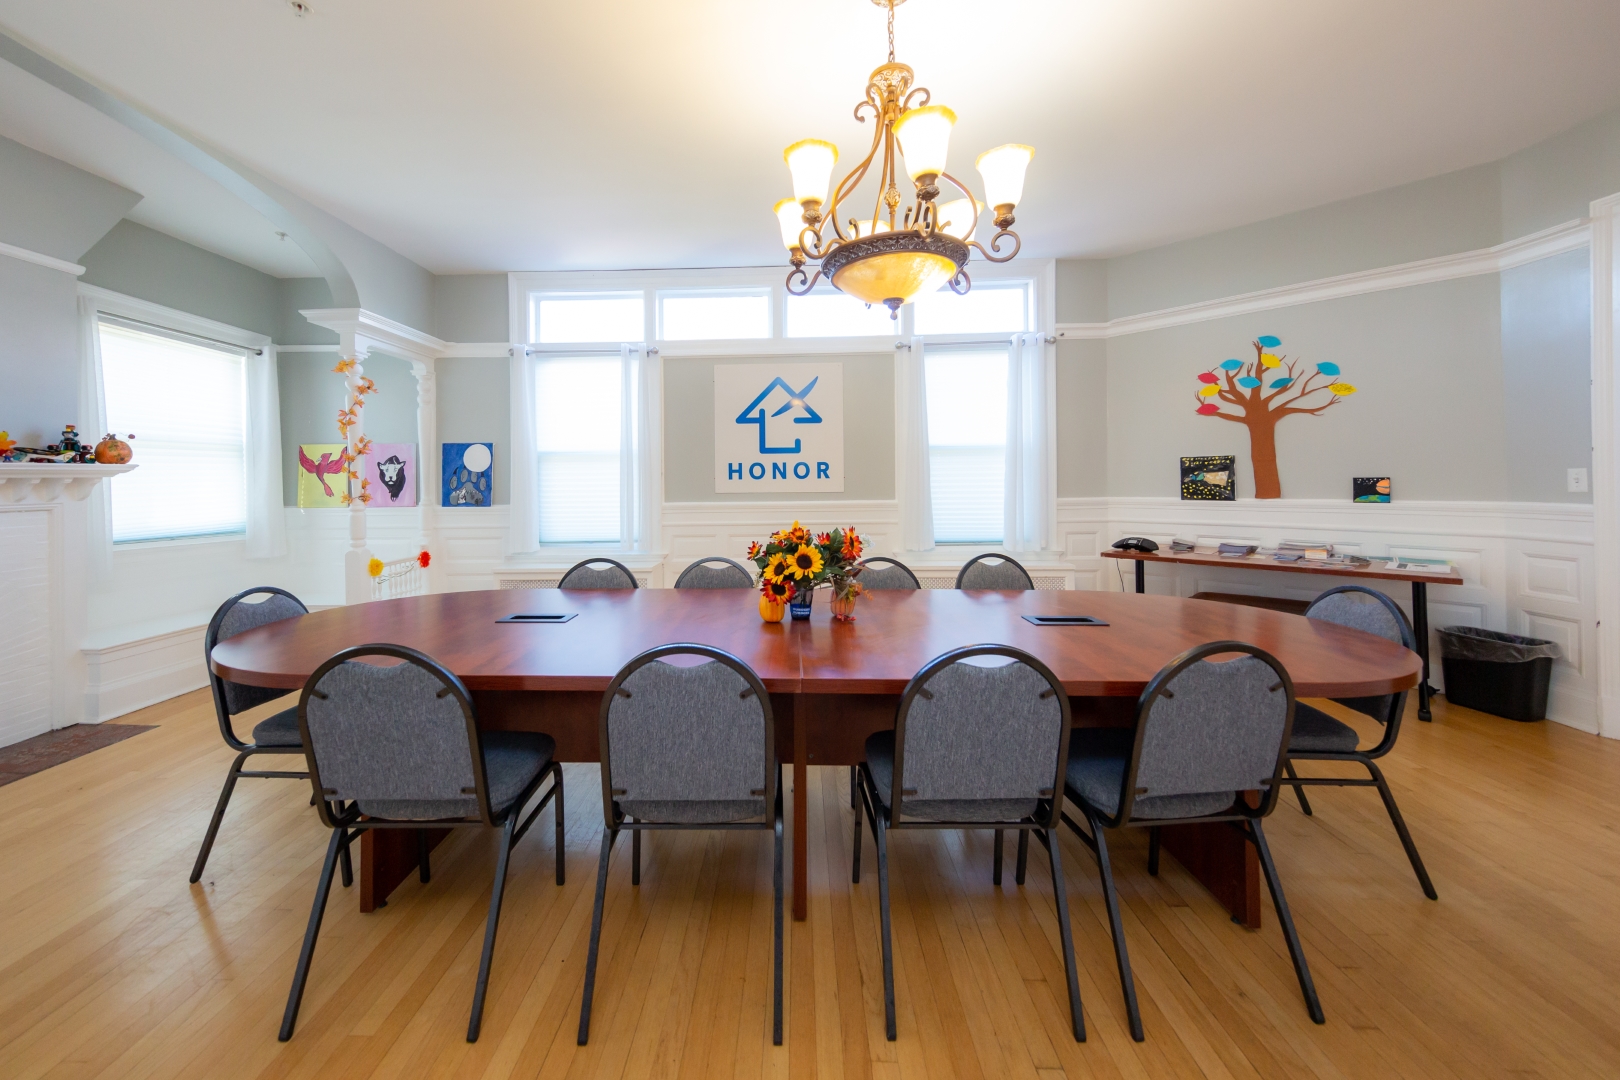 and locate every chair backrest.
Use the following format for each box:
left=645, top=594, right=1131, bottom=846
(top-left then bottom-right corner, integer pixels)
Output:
left=205, top=587, right=308, bottom=745
left=891, top=645, right=1070, bottom=824
left=857, top=556, right=922, bottom=591
left=598, top=644, right=775, bottom=826
left=955, top=553, right=1034, bottom=590
left=1113, top=642, right=1295, bottom=826
left=1306, top=585, right=1414, bottom=737
left=558, top=558, right=638, bottom=590
left=298, top=645, right=493, bottom=825
left=673, top=557, right=754, bottom=590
